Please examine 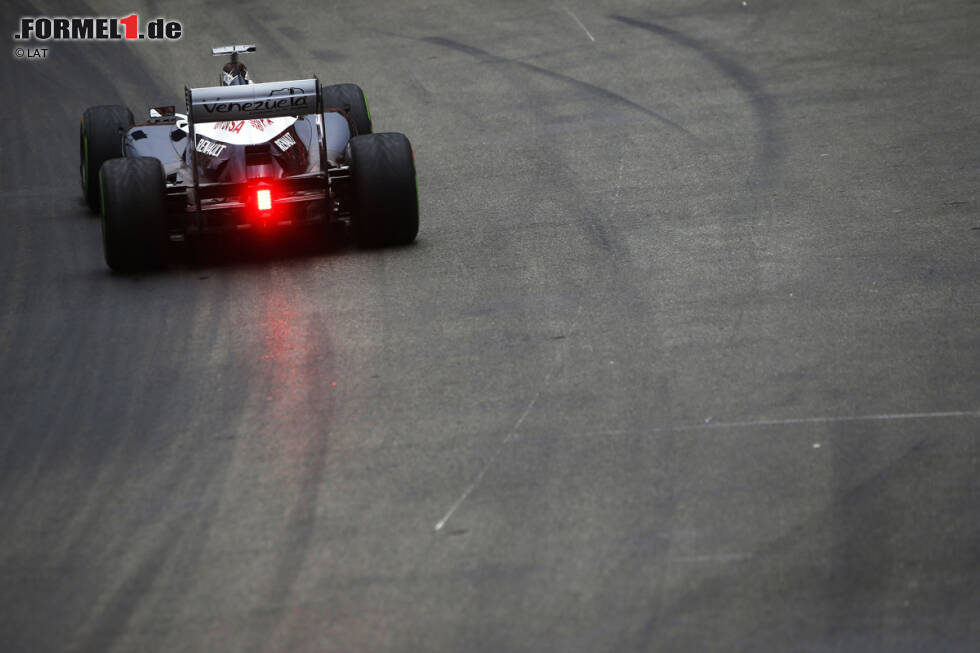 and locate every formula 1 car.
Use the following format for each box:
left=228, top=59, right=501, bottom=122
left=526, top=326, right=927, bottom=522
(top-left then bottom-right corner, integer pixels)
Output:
left=79, top=45, right=418, bottom=272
